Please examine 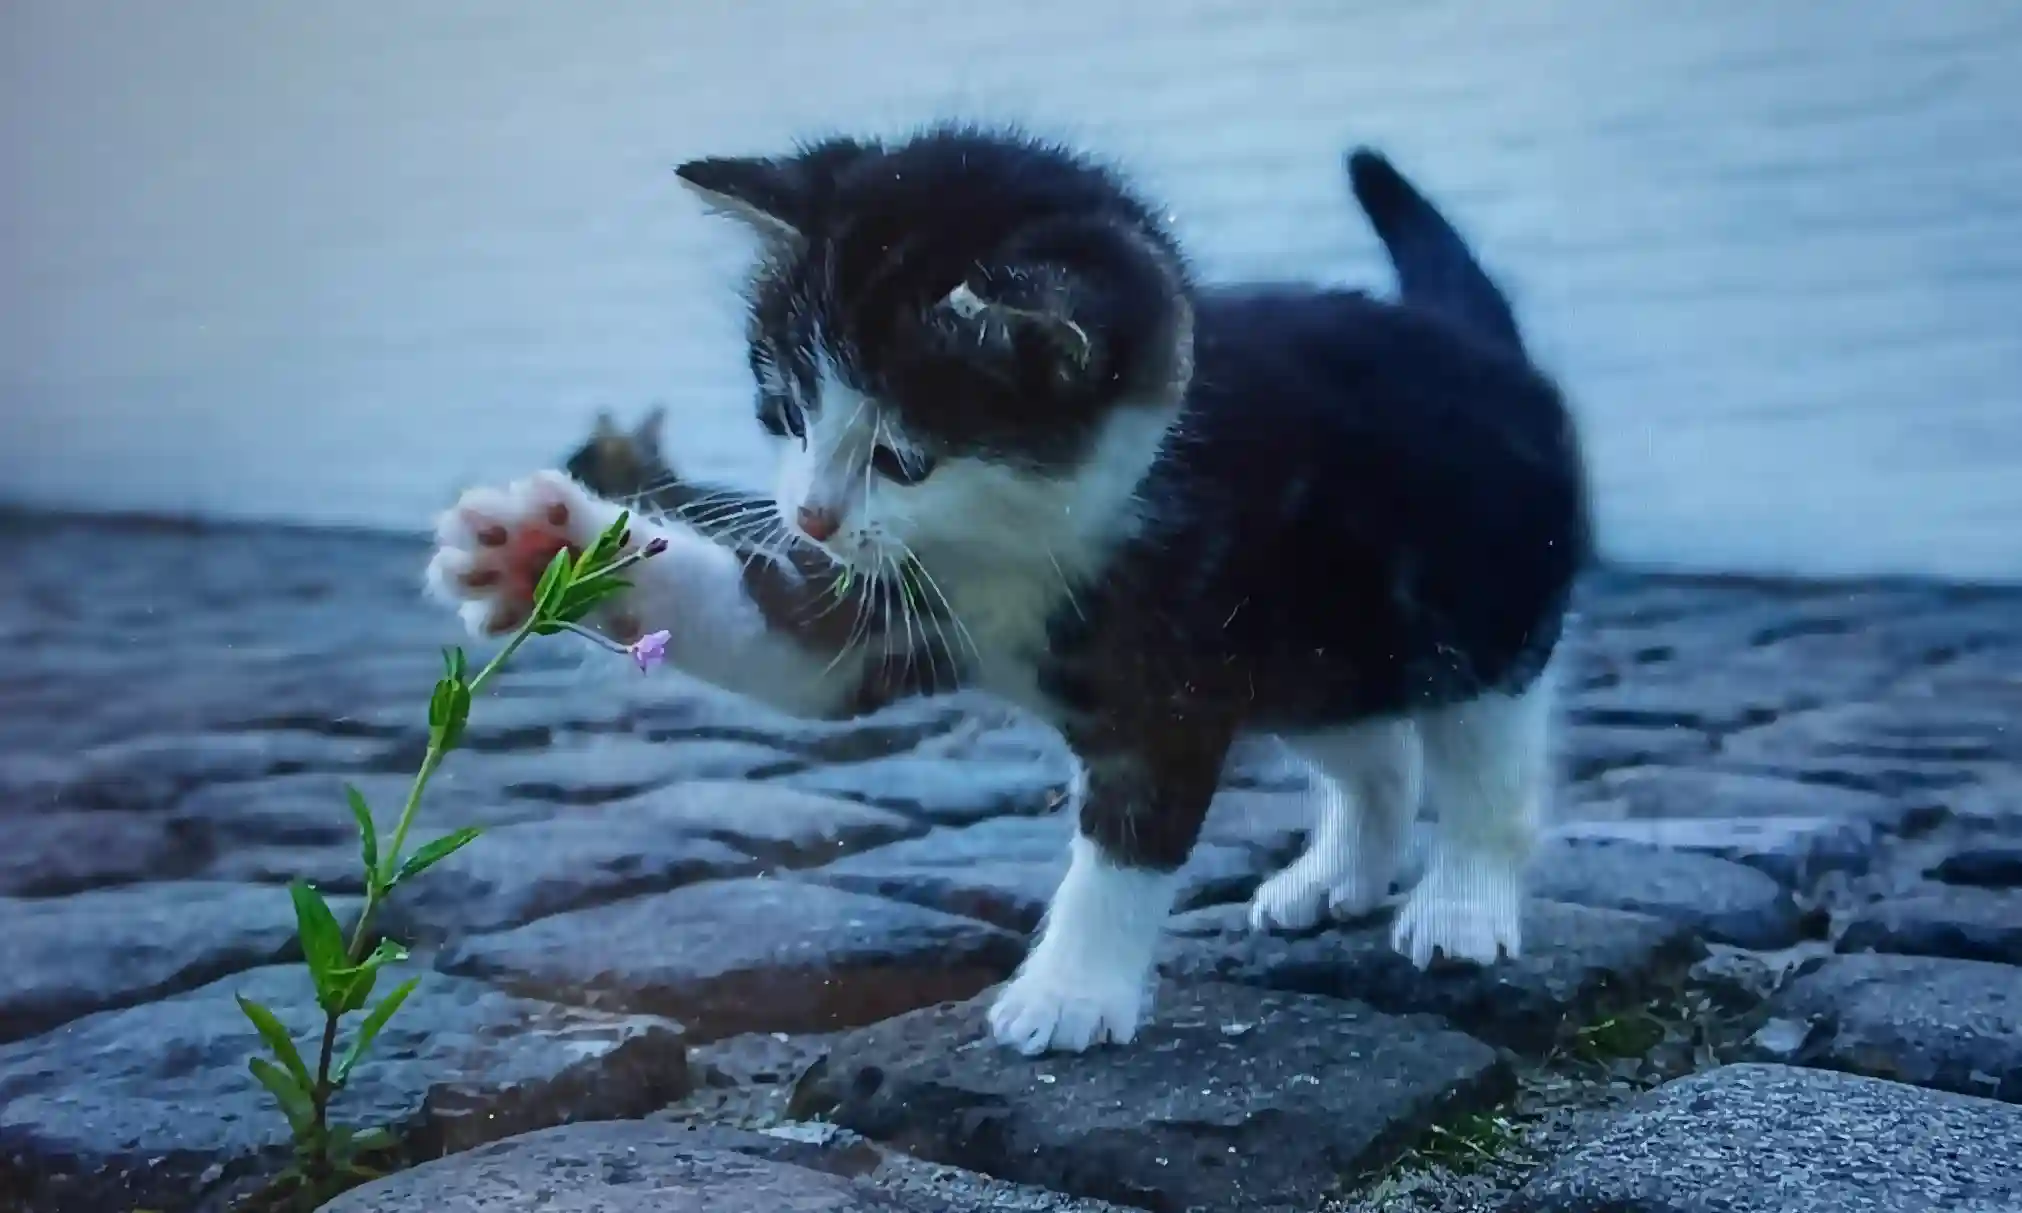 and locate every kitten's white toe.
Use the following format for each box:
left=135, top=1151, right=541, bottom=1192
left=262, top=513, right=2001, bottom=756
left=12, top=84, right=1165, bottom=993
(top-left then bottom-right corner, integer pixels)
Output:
left=987, top=969, right=1145, bottom=1056
left=423, top=471, right=603, bottom=637
left=1389, top=854, right=1523, bottom=969
left=1247, top=859, right=1335, bottom=933
left=1325, top=873, right=1390, bottom=921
